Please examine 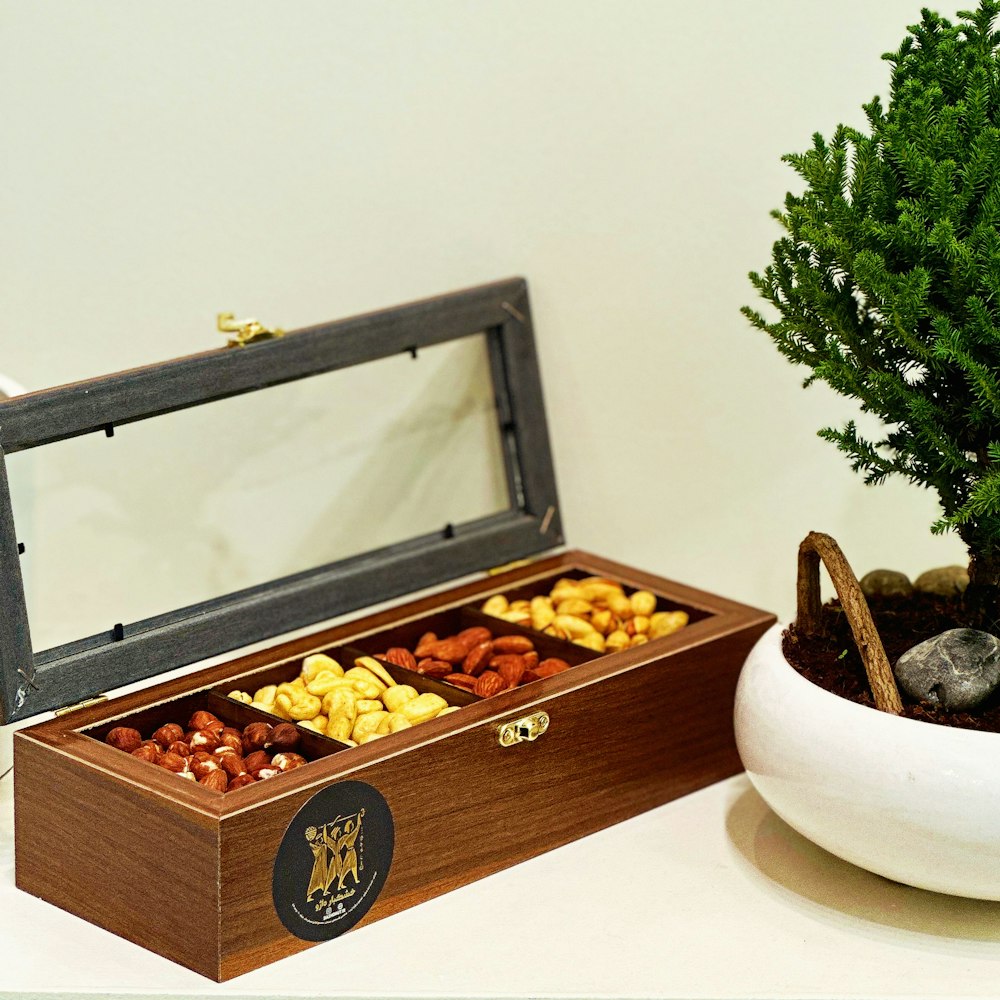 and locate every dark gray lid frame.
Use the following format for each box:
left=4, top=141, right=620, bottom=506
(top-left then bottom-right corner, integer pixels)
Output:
left=0, top=278, right=562, bottom=723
